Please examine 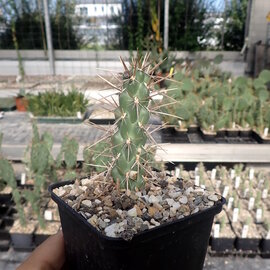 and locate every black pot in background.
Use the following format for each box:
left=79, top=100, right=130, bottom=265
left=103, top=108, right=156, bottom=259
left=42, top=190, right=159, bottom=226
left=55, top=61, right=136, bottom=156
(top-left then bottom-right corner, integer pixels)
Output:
left=239, top=129, right=252, bottom=138
left=0, top=193, right=12, bottom=205
left=260, top=239, right=270, bottom=257
left=252, top=130, right=270, bottom=144
left=49, top=180, right=225, bottom=270
left=34, top=233, right=50, bottom=246
left=226, top=129, right=239, bottom=137
left=216, top=130, right=226, bottom=138
left=211, top=237, right=235, bottom=252
left=10, top=232, right=34, bottom=251
left=199, top=128, right=216, bottom=142
left=187, top=125, right=199, bottom=133
left=0, top=231, right=10, bottom=251
left=235, top=238, right=260, bottom=252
